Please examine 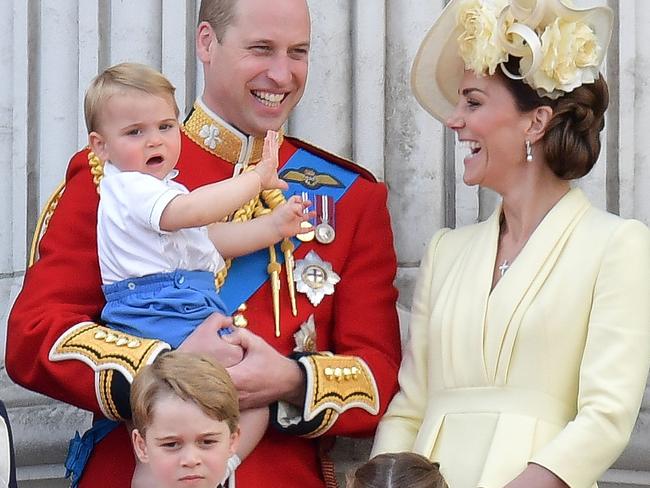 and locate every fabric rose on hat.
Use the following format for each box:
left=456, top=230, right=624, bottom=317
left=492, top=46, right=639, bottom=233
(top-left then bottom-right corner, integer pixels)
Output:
left=522, top=17, right=601, bottom=98
left=457, top=0, right=509, bottom=75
